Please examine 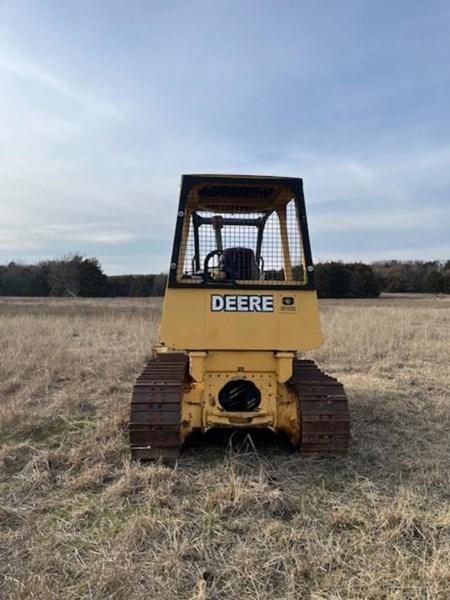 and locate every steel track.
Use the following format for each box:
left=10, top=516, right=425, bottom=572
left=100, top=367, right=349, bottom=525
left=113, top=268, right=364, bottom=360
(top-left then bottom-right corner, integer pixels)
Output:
left=129, top=353, right=188, bottom=461
left=291, top=359, right=350, bottom=455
